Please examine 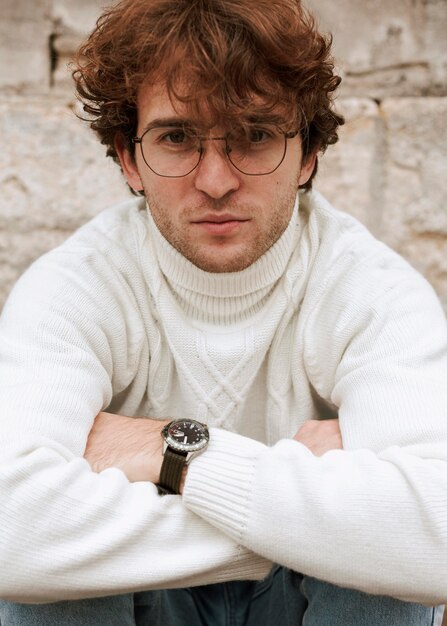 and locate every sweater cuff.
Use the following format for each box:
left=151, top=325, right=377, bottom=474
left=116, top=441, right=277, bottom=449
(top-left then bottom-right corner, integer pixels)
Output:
left=183, top=428, right=266, bottom=543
